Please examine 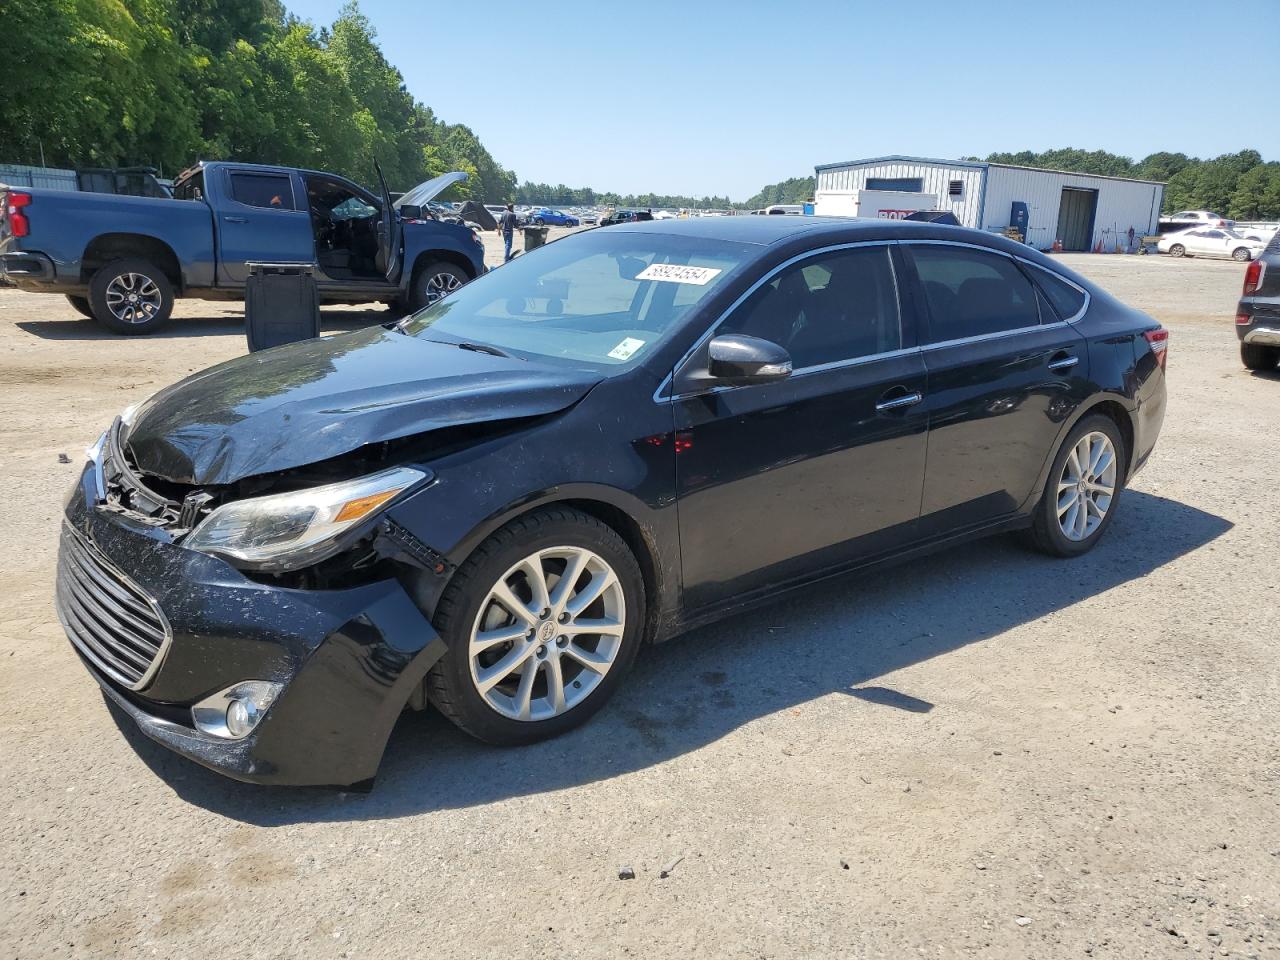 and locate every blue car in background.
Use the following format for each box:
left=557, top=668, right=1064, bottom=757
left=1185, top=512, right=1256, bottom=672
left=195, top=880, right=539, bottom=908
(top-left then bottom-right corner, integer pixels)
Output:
left=529, top=207, right=579, bottom=226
